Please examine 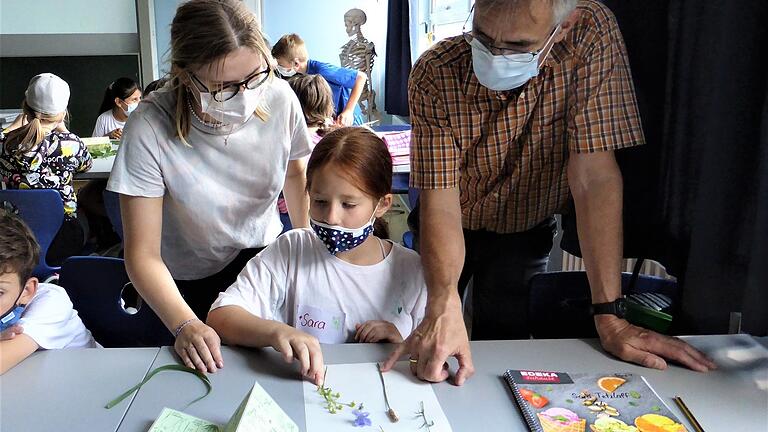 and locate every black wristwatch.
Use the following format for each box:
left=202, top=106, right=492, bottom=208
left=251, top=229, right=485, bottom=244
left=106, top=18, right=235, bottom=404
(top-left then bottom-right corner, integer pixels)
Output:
left=591, top=297, right=628, bottom=319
